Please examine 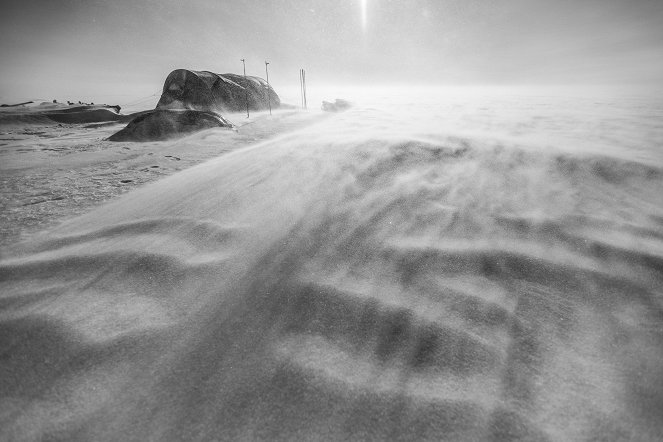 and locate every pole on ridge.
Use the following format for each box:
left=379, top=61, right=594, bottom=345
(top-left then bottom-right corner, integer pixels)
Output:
left=265, top=61, right=271, bottom=116
left=241, top=58, right=249, bottom=118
